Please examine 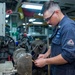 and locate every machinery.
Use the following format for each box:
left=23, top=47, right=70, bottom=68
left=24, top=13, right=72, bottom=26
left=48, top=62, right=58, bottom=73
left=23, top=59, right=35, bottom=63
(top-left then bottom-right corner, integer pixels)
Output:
left=13, top=40, right=48, bottom=75
left=0, top=33, right=48, bottom=75
left=0, top=36, right=16, bottom=75
left=13, top=48, right=32, bottom=75
left=31, top=40, right=47, bottom=60
left=31, top=40, right=48, bottom=75
left=0, top=35, right=15, bottom=62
